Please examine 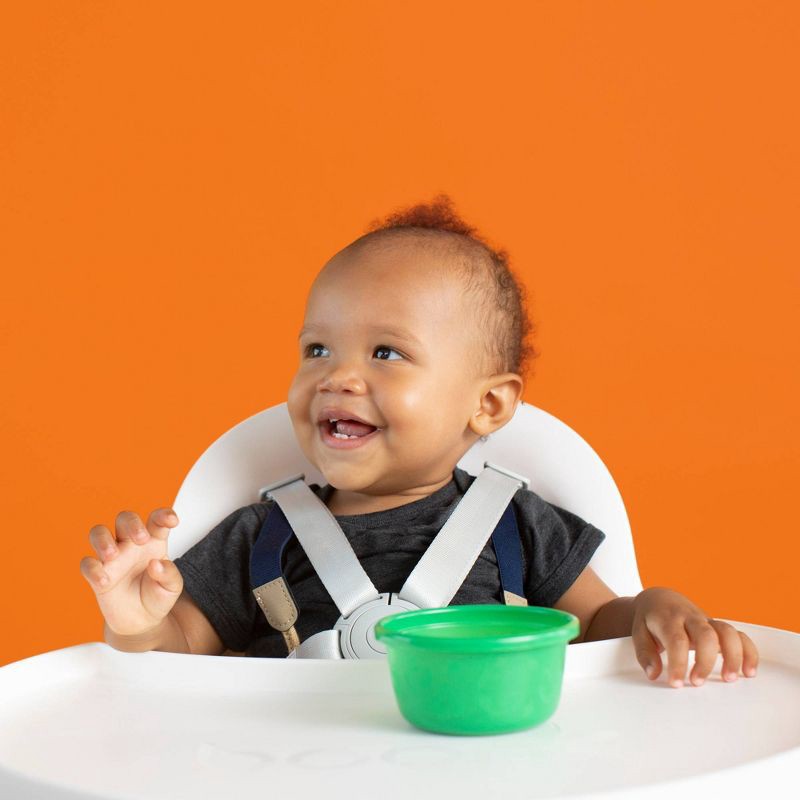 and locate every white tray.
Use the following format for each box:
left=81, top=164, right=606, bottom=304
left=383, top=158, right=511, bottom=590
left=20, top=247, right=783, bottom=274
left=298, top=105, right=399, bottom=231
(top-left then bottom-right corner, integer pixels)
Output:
left=1, top=619, right=798, bottom=800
